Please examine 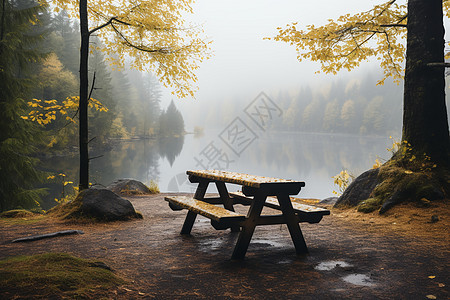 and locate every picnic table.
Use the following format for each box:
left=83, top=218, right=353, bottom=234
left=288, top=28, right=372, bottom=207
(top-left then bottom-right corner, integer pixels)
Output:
left=165, top=170, right=330, bottom=259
